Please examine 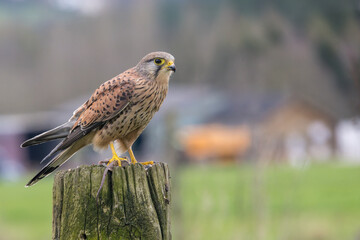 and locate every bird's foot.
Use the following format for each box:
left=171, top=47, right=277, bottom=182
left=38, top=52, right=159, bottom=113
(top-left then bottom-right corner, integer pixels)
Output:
left=99, top=156, right=129, bottom=167
left=127, top=147, right=153, bottom=166
left=139, top=161, right=154, bottom=166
